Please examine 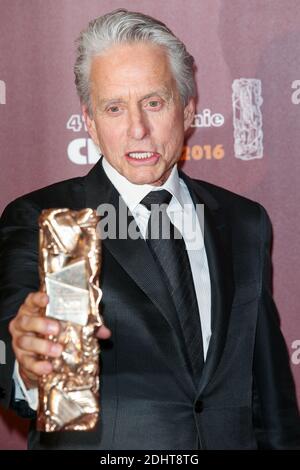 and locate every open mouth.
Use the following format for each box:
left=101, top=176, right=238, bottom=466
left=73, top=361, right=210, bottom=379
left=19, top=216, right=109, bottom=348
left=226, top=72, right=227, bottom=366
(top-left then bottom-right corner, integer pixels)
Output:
left=125, top=151, right=160, bottom=164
